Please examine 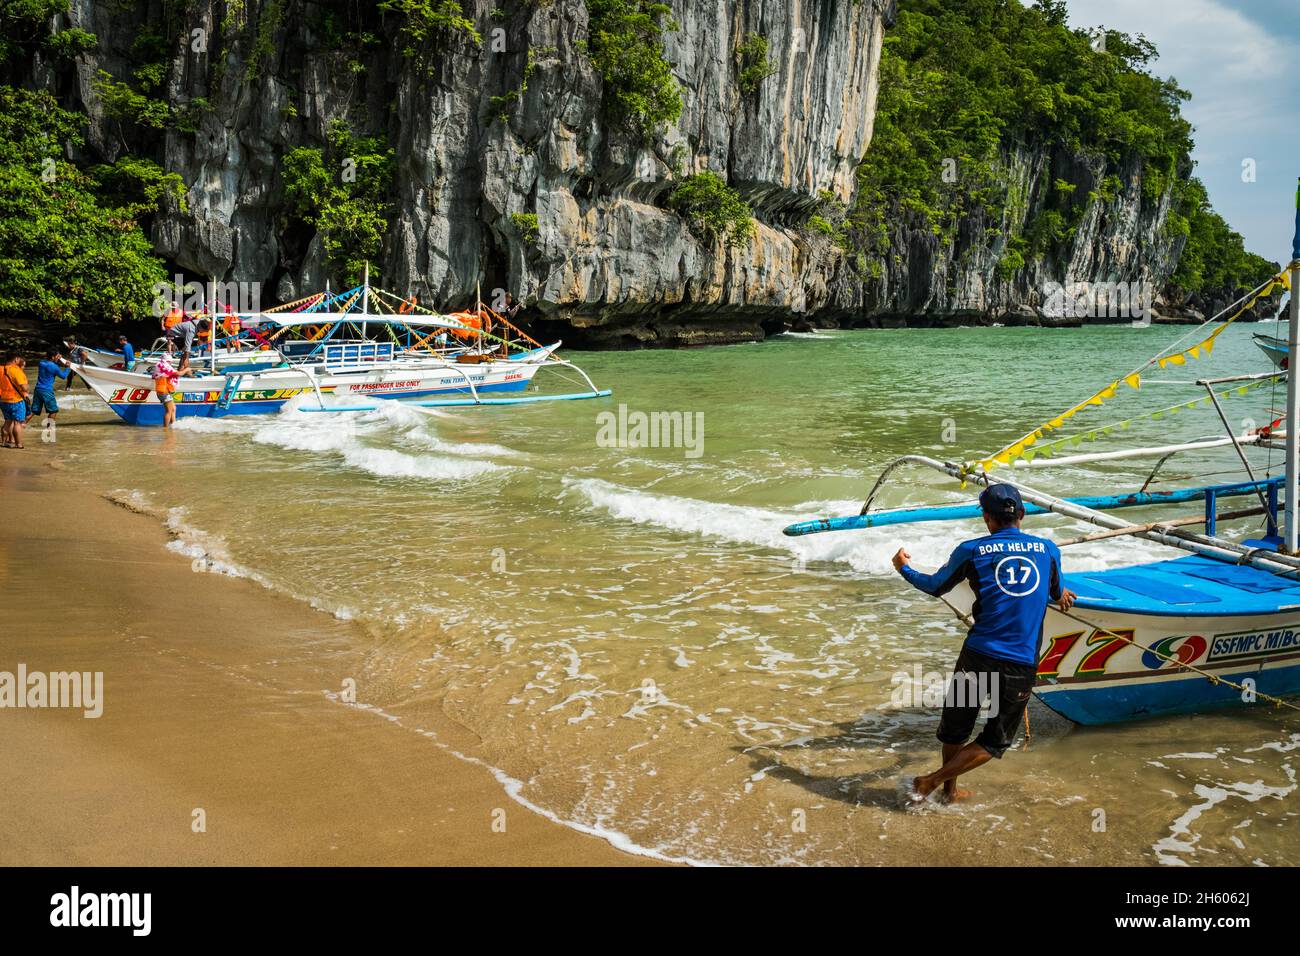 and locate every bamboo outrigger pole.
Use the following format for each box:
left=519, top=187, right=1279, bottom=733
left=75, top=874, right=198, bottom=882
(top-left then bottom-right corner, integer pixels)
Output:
left=209, top=277, right=217, bottom=375
left=362, top=261, right=371, bottom=341
left=1286, top=259, right=1300, bottom=553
